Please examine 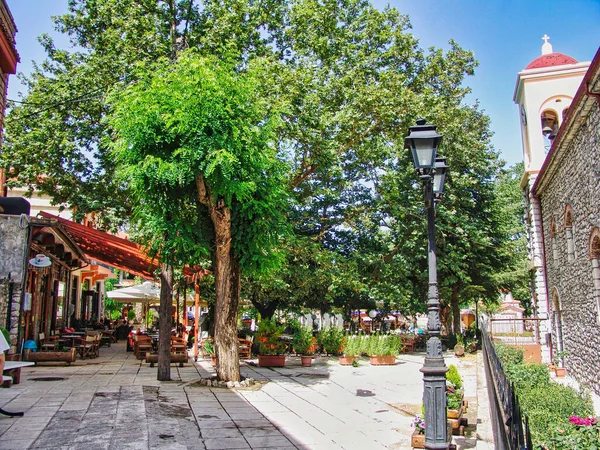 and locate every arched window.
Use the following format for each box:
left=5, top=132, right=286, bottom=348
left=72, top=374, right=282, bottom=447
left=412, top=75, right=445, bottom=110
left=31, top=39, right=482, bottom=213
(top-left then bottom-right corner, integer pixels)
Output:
left=564, top=205, right=575, bottom=261
left=589, top=228, right=600, bottom=325
left=541, top=110, right=559, bottom=153
left=550, top=218, right=558, bottom=262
